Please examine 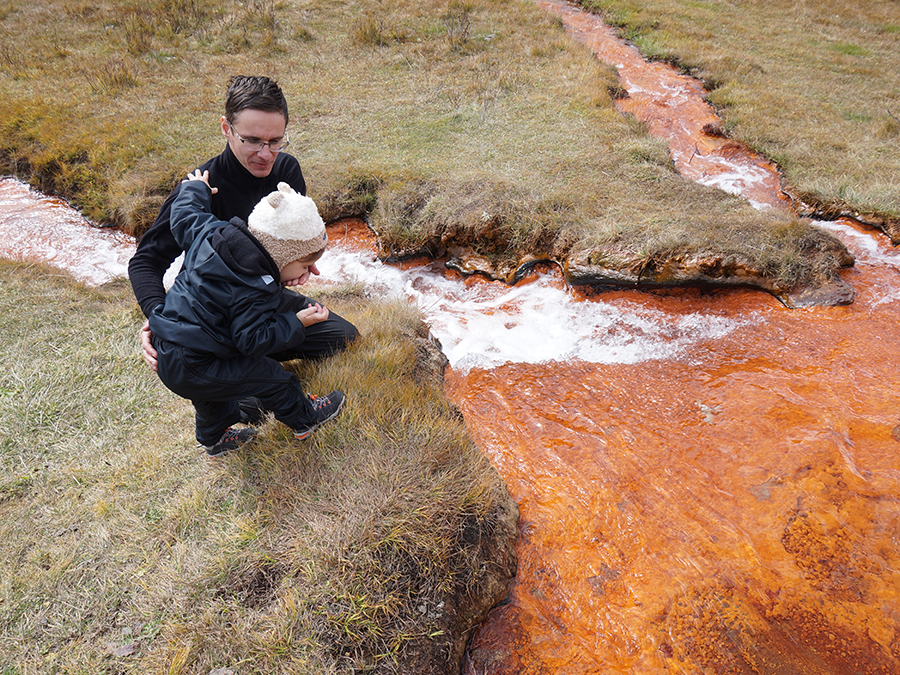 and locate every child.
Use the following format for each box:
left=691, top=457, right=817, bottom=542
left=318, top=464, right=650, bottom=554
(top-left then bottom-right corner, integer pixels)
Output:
left=148, top=169, right=346, bottom=456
